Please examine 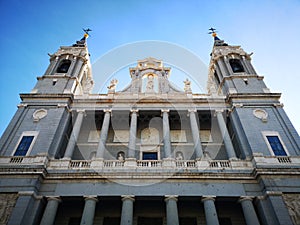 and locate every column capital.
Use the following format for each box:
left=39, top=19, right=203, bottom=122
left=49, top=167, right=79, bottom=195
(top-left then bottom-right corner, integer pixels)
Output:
left=165, top=195, right=178, bottom=202
left=201, top=195, right=216, bottom=202
left=161, top=109, right=170, bottom=113
left=130, top=109, right=139, bottom=114
left=121, top=195, right=135, bottom=202
left=238, top=196, right=254, bottom=203
left=45, top=196, right=62, bottom=203
left=188, top=109, right=197, bottom=113
left=76, top=109, right=86, bottom=114
left=265, top=191, right=282, bottom=196
left=83, top=195, right=98, bottom=202
left=103, top=108, right=112, bottom=113
left=214, top=109, right=224, bottom=116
